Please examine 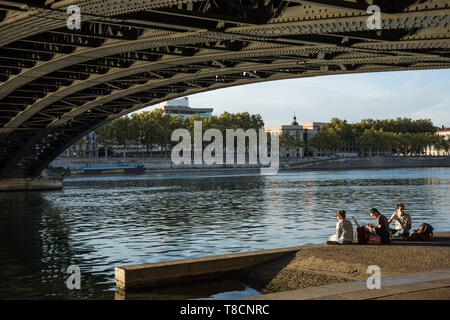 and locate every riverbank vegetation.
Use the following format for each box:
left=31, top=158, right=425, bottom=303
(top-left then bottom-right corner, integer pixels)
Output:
left=309, top=118, right=449, bottom=156
left=95, top=110, right=265, bottom=157
left=92, top=113, right=448, bottom=158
